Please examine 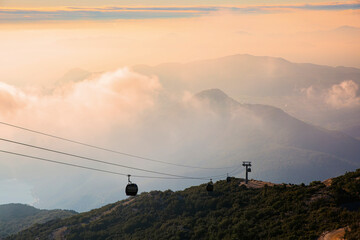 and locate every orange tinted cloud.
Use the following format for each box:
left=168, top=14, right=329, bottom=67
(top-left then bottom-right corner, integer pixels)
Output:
left=1, top=1, right=359, bottom=22
left=0, top=68, right=162, bottom=135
